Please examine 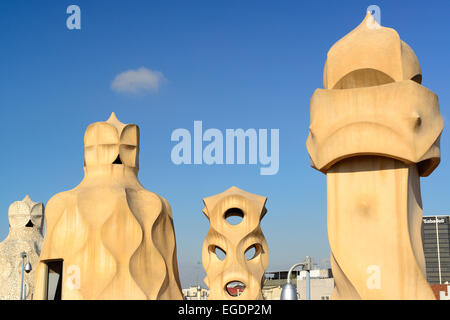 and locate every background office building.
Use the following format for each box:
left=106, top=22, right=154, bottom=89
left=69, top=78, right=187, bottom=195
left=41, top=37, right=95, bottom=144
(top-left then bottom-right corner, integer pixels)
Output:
left=182, top=286, right=209, bottom=300
left=262, top=268, right=334, bottom=300
left=422, top=215, right=450, bottom=284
